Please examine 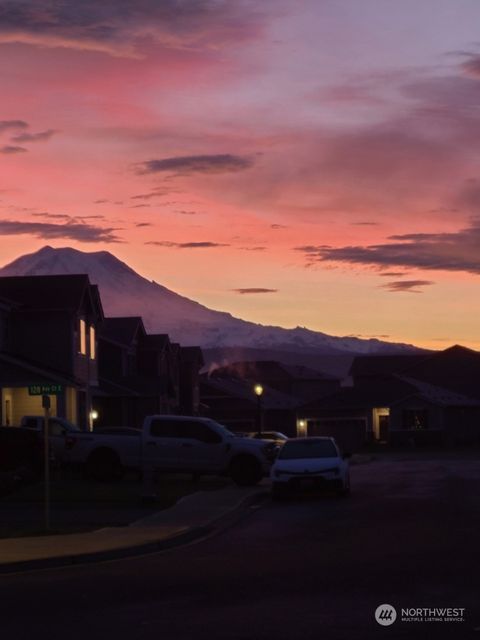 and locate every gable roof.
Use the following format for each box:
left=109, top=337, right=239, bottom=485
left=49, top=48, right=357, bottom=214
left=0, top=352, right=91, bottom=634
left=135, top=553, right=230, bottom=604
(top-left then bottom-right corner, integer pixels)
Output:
left=396, top=376, right=480, bottom=407
left=0, top=274, right=98, bottom=314
left=180, top=346, right=204, bottom=367
left=211, top=360, right=335, bottom=381
left=142, top=334, right=171, bottom=351
left=350, top=354, right=429, bottom=378
left=201, top=375, right=301, bottom=410
left=400, top=345, right=480, bottom=400
left=99, top=317, right=146, bottom=347
left=301, top=377, right=418, bottom=412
